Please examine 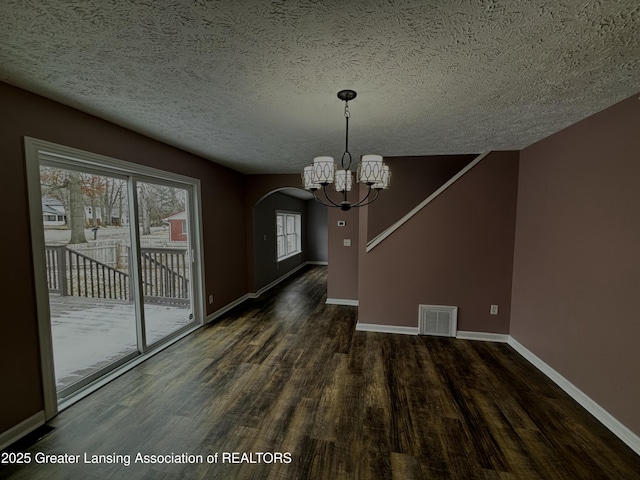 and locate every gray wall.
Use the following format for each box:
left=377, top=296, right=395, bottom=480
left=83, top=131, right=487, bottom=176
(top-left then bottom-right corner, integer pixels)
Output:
left=253, top=192, right=307, bottom=291
left=305, top=199, right=328, bottom=263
